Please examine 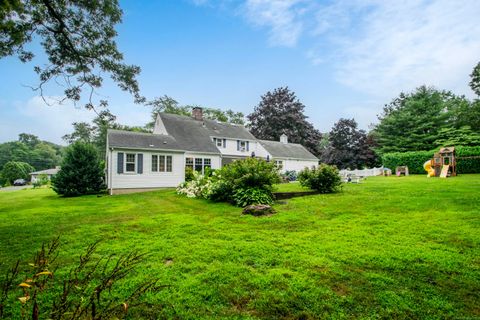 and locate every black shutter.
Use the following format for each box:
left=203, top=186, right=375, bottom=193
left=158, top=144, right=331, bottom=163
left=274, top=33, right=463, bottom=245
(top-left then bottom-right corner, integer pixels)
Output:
left=117, top=152, right=124, bottom=174
left=213, top=137, right=217, bottom=145
left=246, top=141, right=250, bottom=151
left=223, top=139, right=226, bottom=148
left=137, top=153, right=143, bottom=174
left=237, top=140, right=240, bottom=151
